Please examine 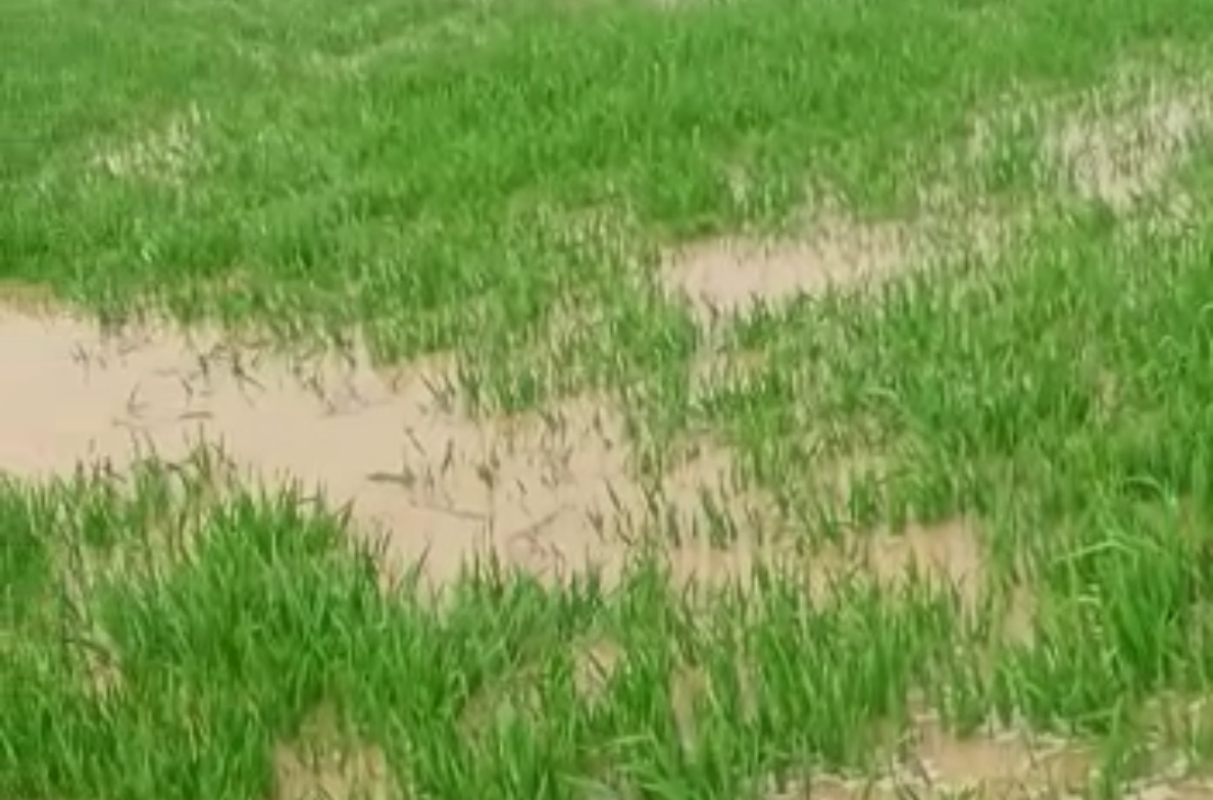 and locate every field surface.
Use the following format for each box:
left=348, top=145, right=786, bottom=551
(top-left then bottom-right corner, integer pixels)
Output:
left=5, top=0, right=1213, bottom=797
